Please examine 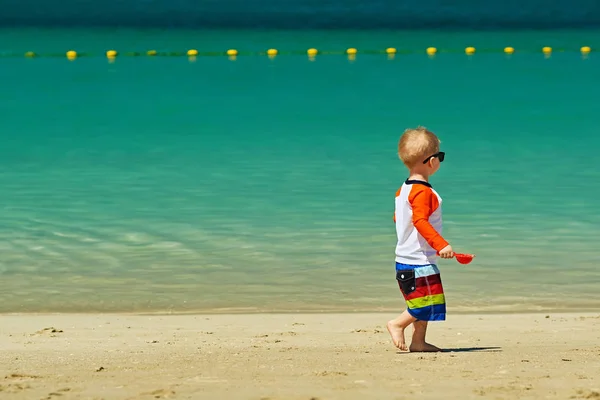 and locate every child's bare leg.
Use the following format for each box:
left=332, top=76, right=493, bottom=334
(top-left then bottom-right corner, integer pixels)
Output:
left=409, top=320, right=442, bottom=352
left=387, top=310, right=416, bottom=351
